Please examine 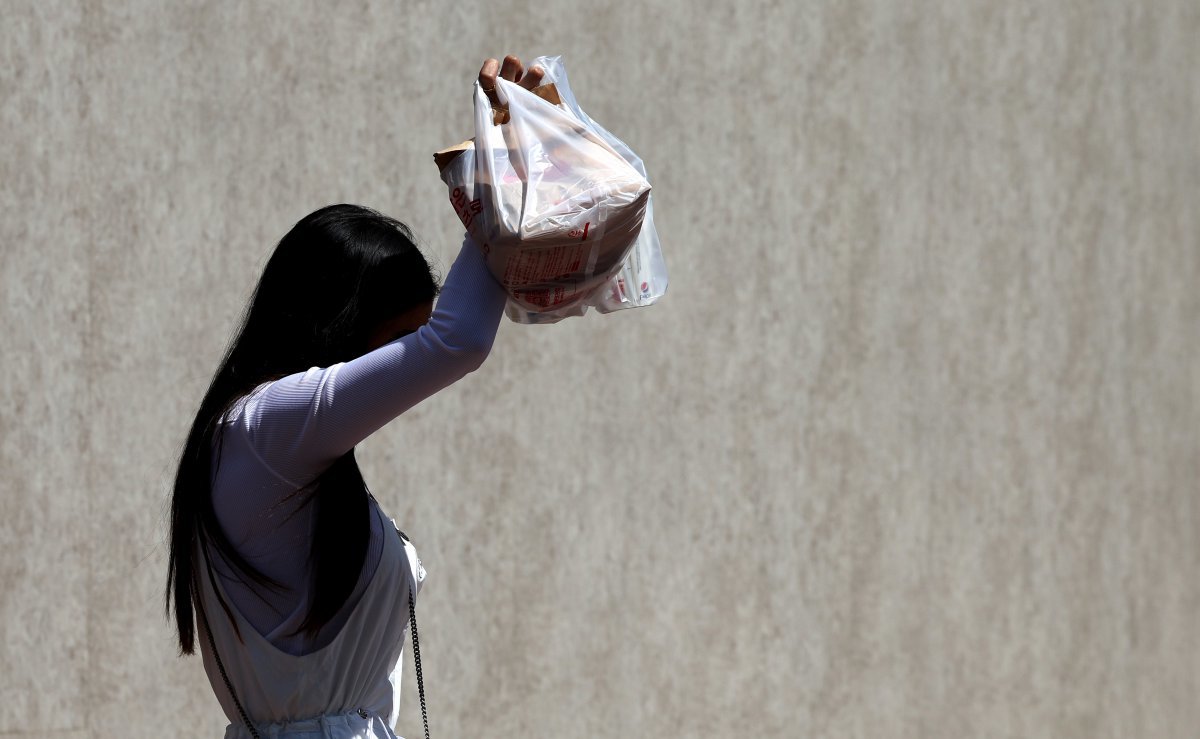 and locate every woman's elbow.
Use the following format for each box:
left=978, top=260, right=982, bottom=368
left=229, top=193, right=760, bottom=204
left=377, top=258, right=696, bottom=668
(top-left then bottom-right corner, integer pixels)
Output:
left=455, top=342, right=493, bottom=374
left=432, top=333, right=494, bottom=375
left=422, top=323, right=497, bottom=374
